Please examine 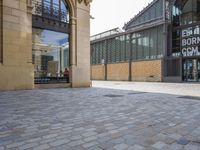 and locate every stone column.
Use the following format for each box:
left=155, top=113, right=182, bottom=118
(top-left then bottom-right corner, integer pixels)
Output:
left=70, top=1, right=91, bottom=87
left=0, top=0, right=34, bottom=90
